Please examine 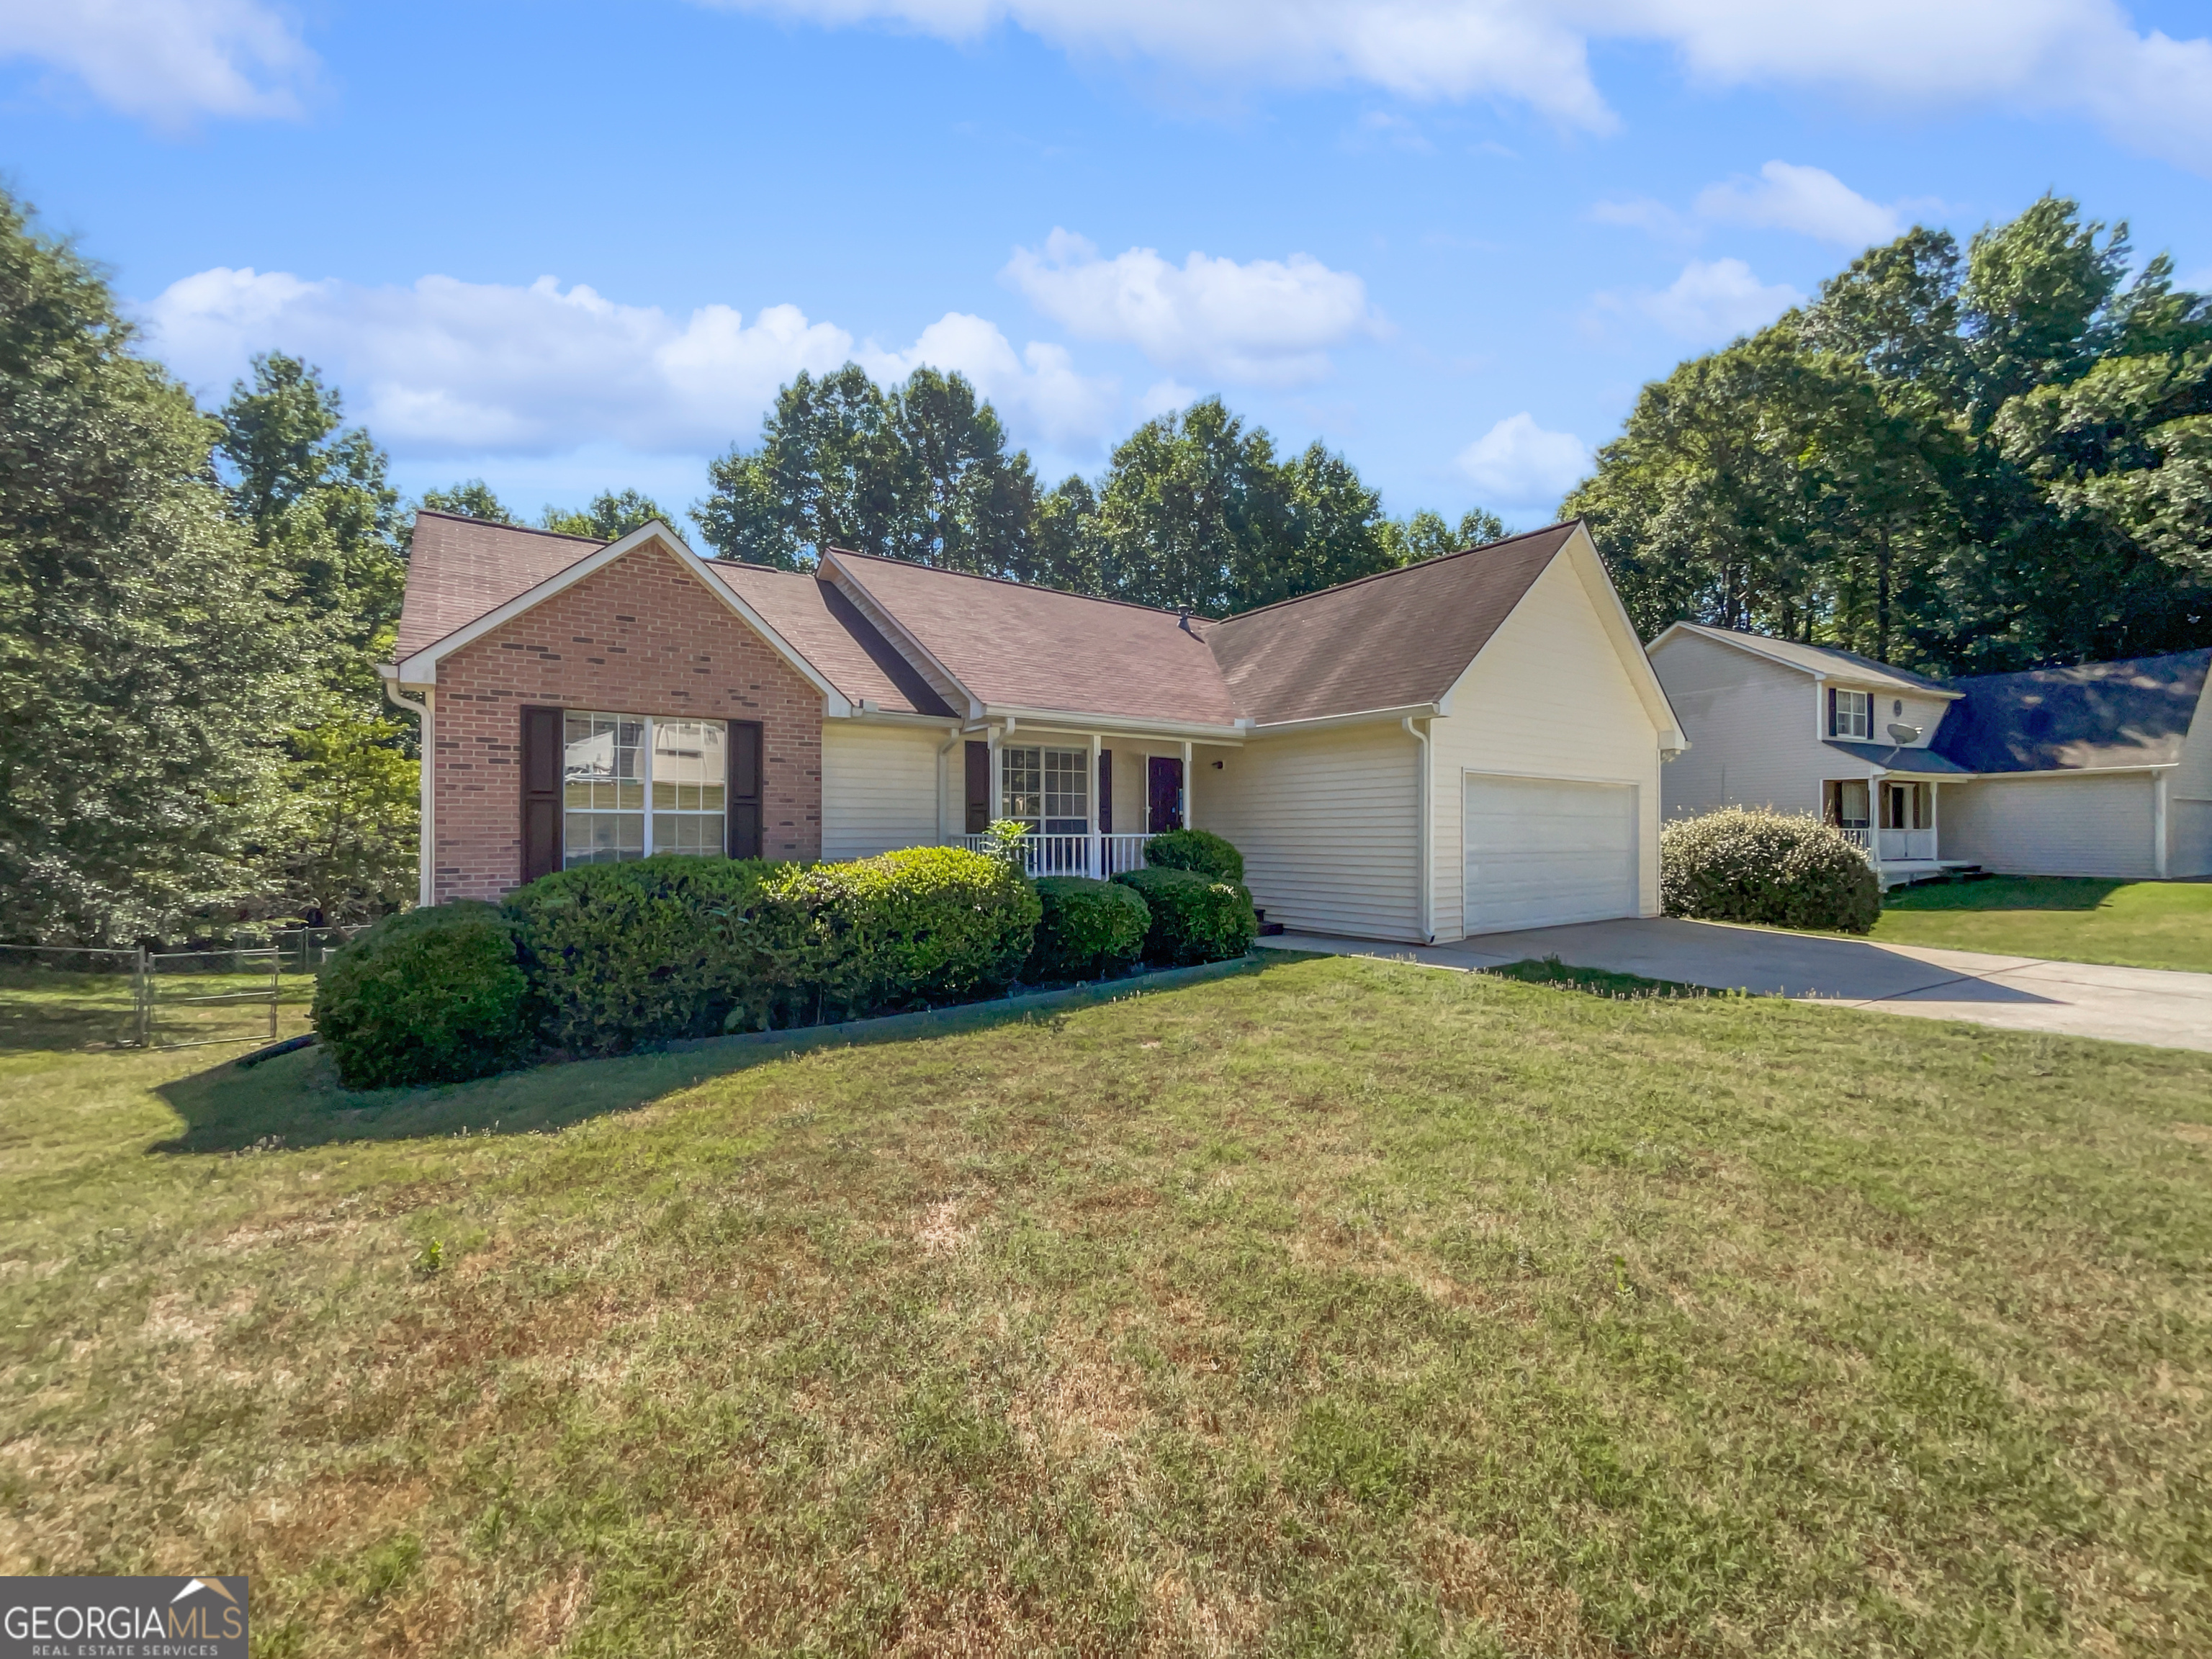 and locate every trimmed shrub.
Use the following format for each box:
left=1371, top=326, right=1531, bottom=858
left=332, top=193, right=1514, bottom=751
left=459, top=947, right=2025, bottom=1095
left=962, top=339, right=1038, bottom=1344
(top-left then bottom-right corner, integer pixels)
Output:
left=1143, top=827, right=1245, bottom=885
left=1112, top=866, right=1257, bottom=966
left=1028, top=876, right=1151, bottom=982
left=504, top=855, right=816, bottom=1056
left=1660, top=807, right=1881, bottom=934
left=312, top=902, right=533, bottom=1089
left=781, top=845, right=1042, bottom=1017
